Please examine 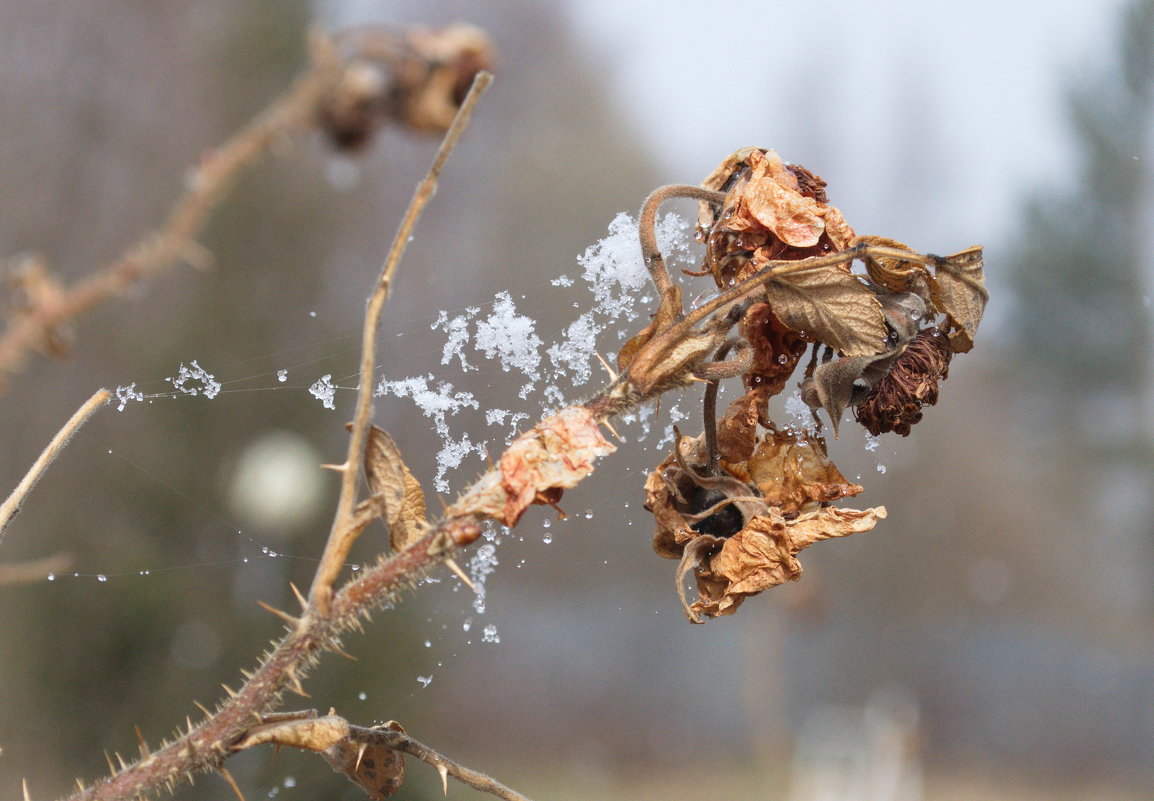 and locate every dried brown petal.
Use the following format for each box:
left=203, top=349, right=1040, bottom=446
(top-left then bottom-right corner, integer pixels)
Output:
left=732, top=150, right=825, bottom=247
left=930, top=246, right=987, bottom=353
left=855, top=328, right=953, bottom=436
left=363, top=425, right=430, bottom=551
left=716, top=388, right=767, bottom=463
left=691, top=506, right=886, bottom=618
left=745, top=429, right=862, bottom=514
left=740, top=302, right=808, bottom=396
